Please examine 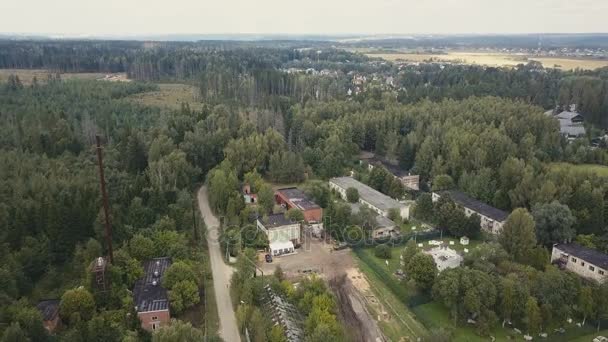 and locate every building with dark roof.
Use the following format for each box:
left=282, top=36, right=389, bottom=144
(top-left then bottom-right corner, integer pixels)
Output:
left=257, top=213, right=301, bottom=256
left=275, top=187, right=323, bottom=223
left=545, top=109, right=586, bottom=138
left=432, top=190, right=509, bottom=234
left=551, top=243, right=607, bottom=283
left=350, top=203, right=399, bottom=240
left=359, top=152, right=420, bottom=191
left=36, top=299, right=60, bottom=333
left=133, top=257, right=172, bottom=331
